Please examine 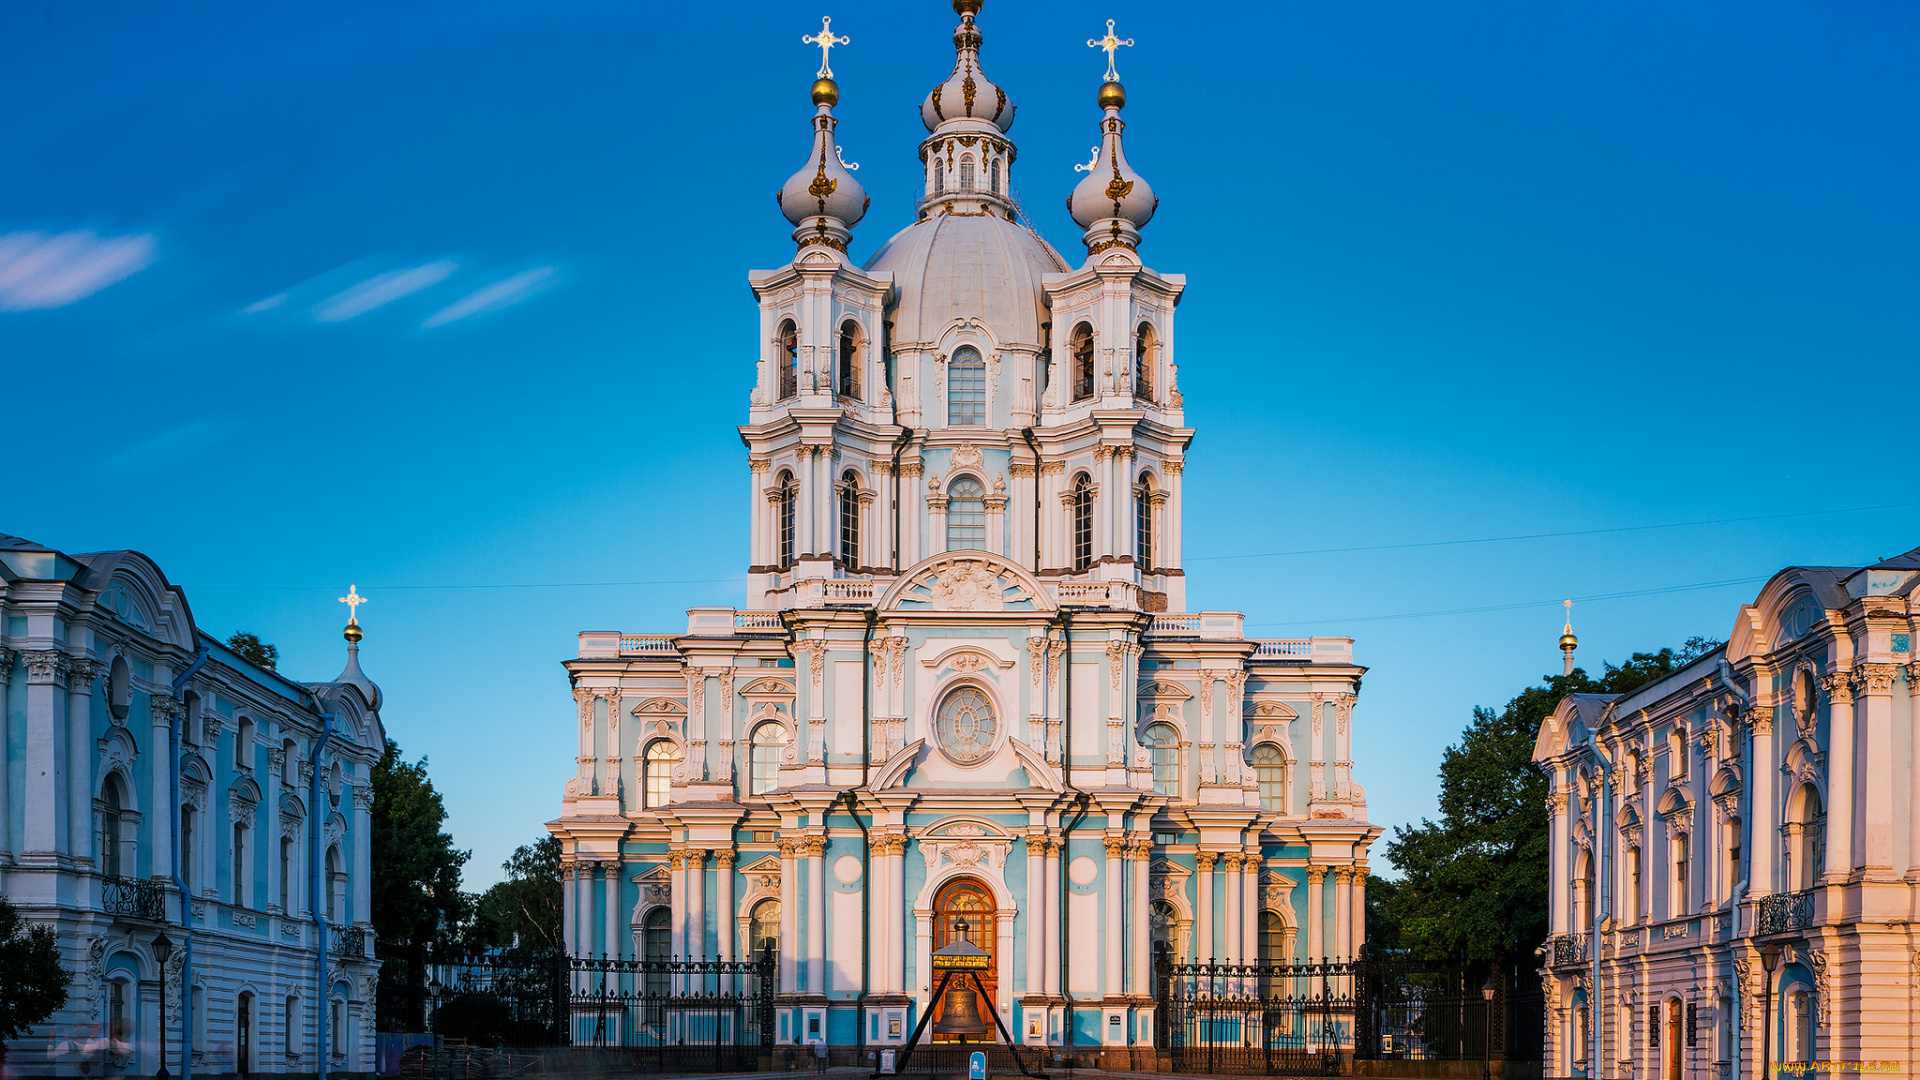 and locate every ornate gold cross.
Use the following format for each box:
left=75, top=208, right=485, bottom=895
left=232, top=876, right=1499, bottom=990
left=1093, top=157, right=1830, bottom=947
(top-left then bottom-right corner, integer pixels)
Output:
left=1563, top=597, right=1574, bottom=634
left=803, top=16, right=849, bottom=79
left=1087, top=19, right=1134, bottom=83
left=339, top=585, right=369, bottom=625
